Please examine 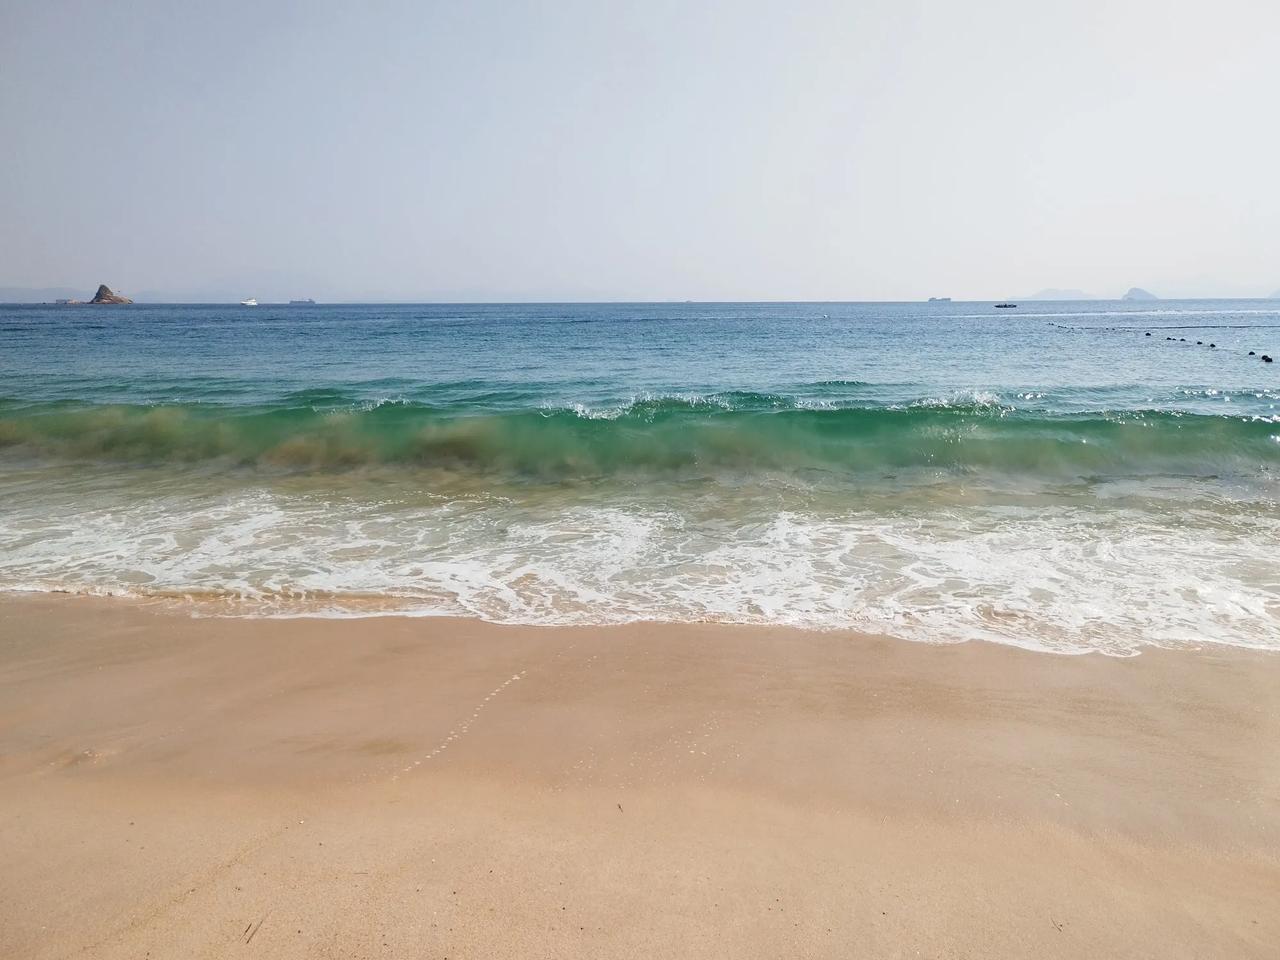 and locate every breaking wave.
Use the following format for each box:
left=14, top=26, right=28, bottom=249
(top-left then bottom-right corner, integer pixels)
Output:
left=1, top=394, right=1278, bottom=481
